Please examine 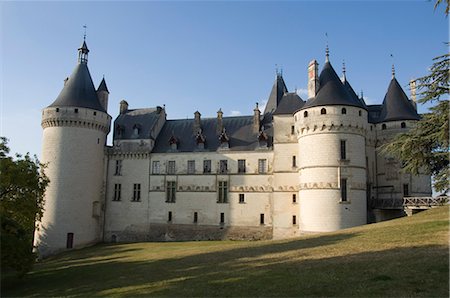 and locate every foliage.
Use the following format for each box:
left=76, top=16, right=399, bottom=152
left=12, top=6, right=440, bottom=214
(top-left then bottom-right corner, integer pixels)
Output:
left=382, top=51, right=449, bottom=193
left=434, top=0, right=449, bottom=16
left=0, top=137, right=49, bottom=276
left=2, top=207, right=448, bottom=297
